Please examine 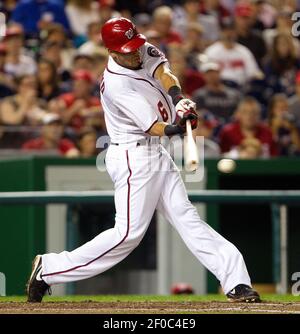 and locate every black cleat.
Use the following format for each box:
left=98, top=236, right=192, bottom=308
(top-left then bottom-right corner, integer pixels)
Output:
left=226, top=284, right=261, bottom=303
left=26, top=255, right=51, bottom=303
